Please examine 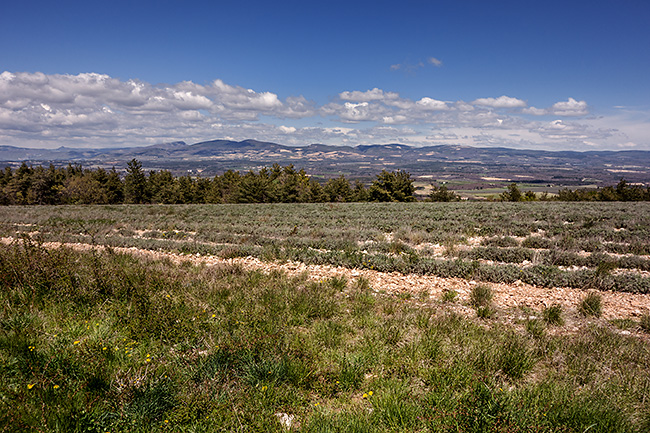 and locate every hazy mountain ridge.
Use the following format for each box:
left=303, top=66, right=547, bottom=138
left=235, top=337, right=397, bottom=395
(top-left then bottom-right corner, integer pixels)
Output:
left=2, top=139, right=650, bottom=185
